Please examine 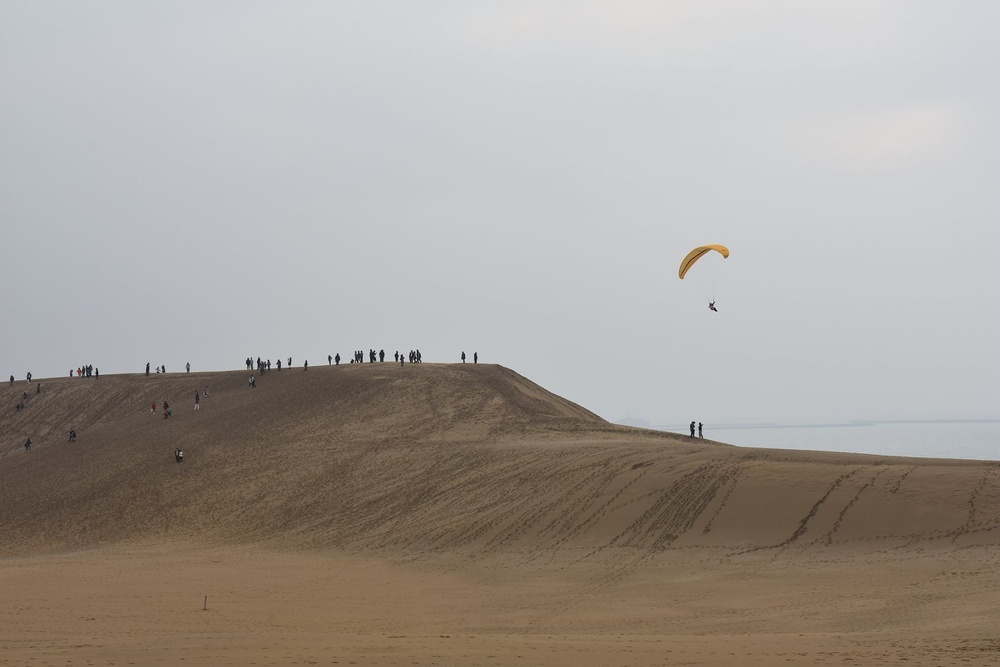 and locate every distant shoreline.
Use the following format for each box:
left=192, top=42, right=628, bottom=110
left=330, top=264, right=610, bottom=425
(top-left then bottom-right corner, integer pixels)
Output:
left=627, top=418, right=1000, bottom=431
